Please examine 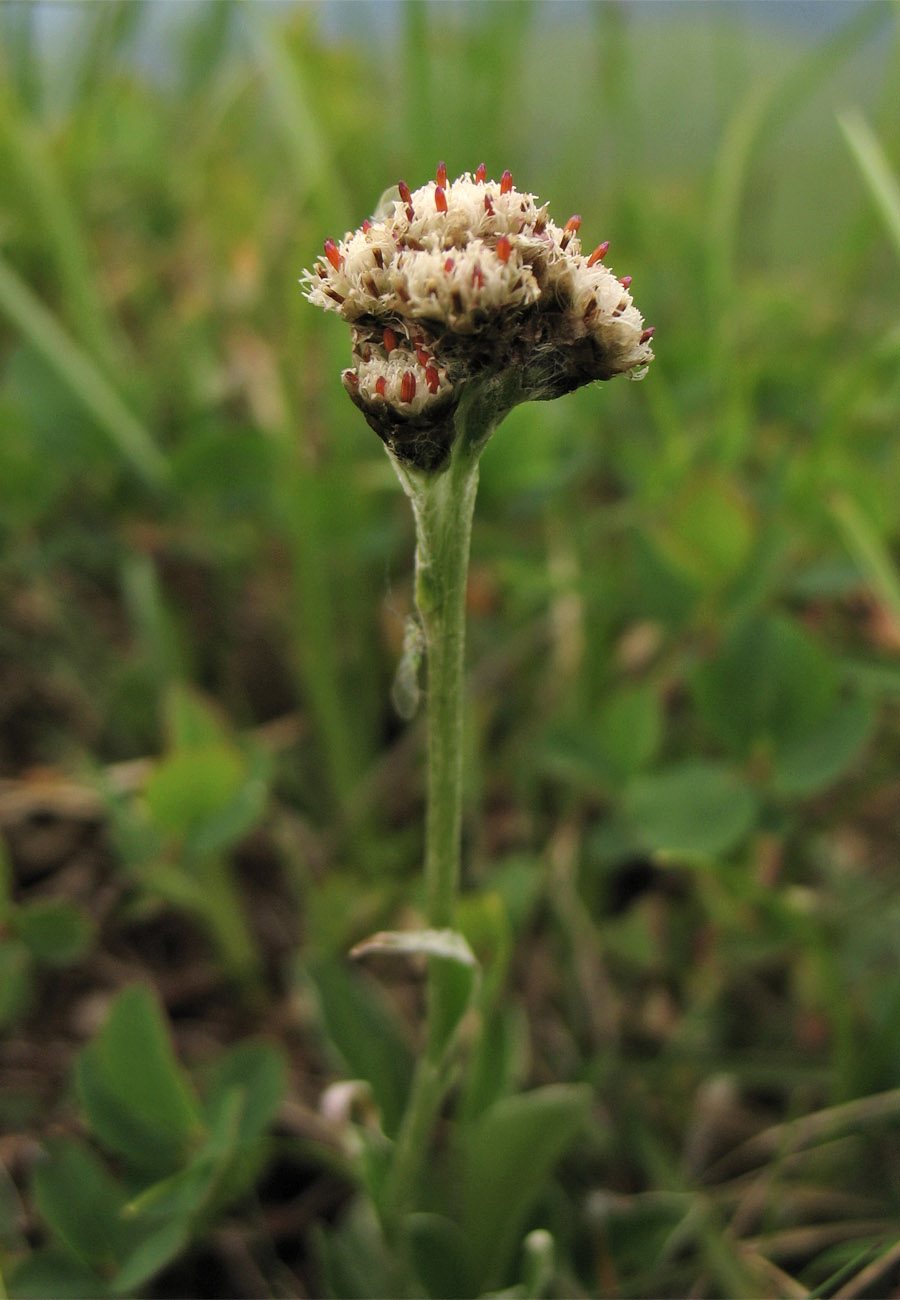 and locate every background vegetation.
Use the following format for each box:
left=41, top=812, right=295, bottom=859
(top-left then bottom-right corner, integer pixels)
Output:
left=2, top=1, right=900, bottom=1296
